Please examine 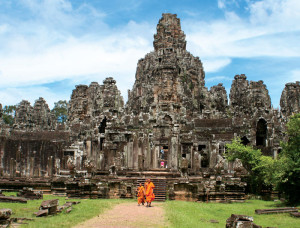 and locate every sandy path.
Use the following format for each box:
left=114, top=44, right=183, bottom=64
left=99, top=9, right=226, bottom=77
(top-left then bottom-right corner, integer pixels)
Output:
left=73, top=202, right=169, bottom=228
